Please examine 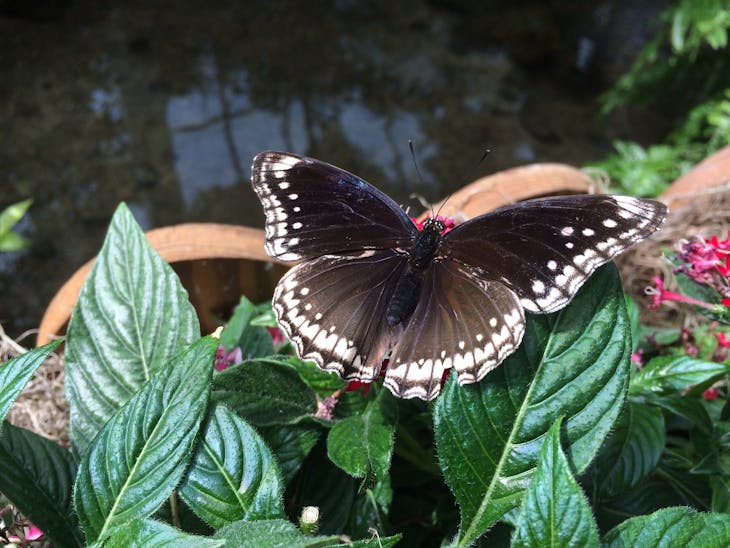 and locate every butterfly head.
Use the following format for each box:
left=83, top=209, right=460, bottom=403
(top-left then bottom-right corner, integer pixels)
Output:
left=412, top=215, right=455, bottom=235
